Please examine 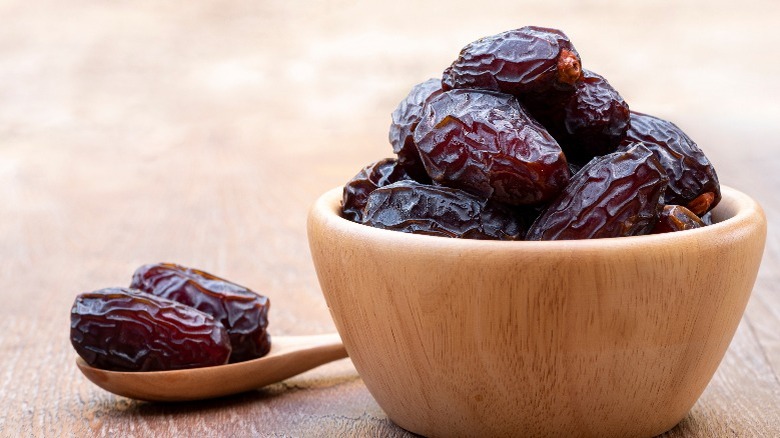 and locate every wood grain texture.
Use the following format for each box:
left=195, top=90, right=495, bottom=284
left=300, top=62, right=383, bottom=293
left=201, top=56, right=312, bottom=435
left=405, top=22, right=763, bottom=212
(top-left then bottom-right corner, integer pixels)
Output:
left=76, top=334, right=347, bottom=402
left=0, top=0, right=778, bottom=436
left=308, top=187, right=766, bottom=438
